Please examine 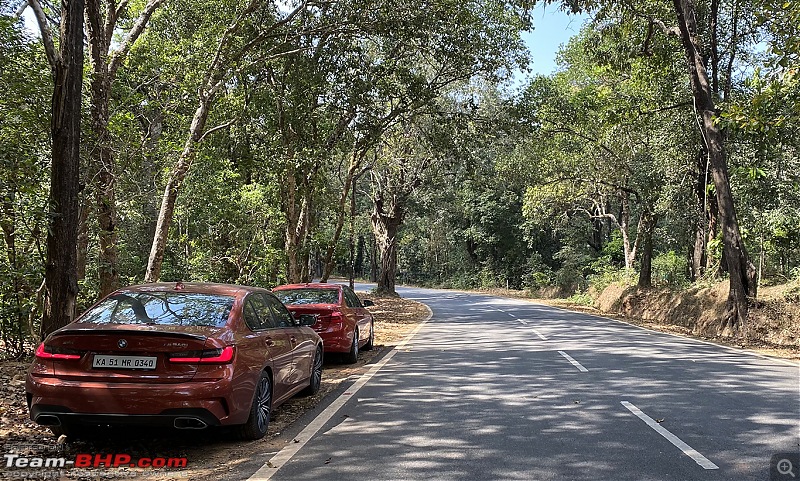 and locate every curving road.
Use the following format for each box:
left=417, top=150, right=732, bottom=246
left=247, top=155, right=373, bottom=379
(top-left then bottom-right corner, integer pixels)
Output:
left=247, top=285, right=800, bottom=480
